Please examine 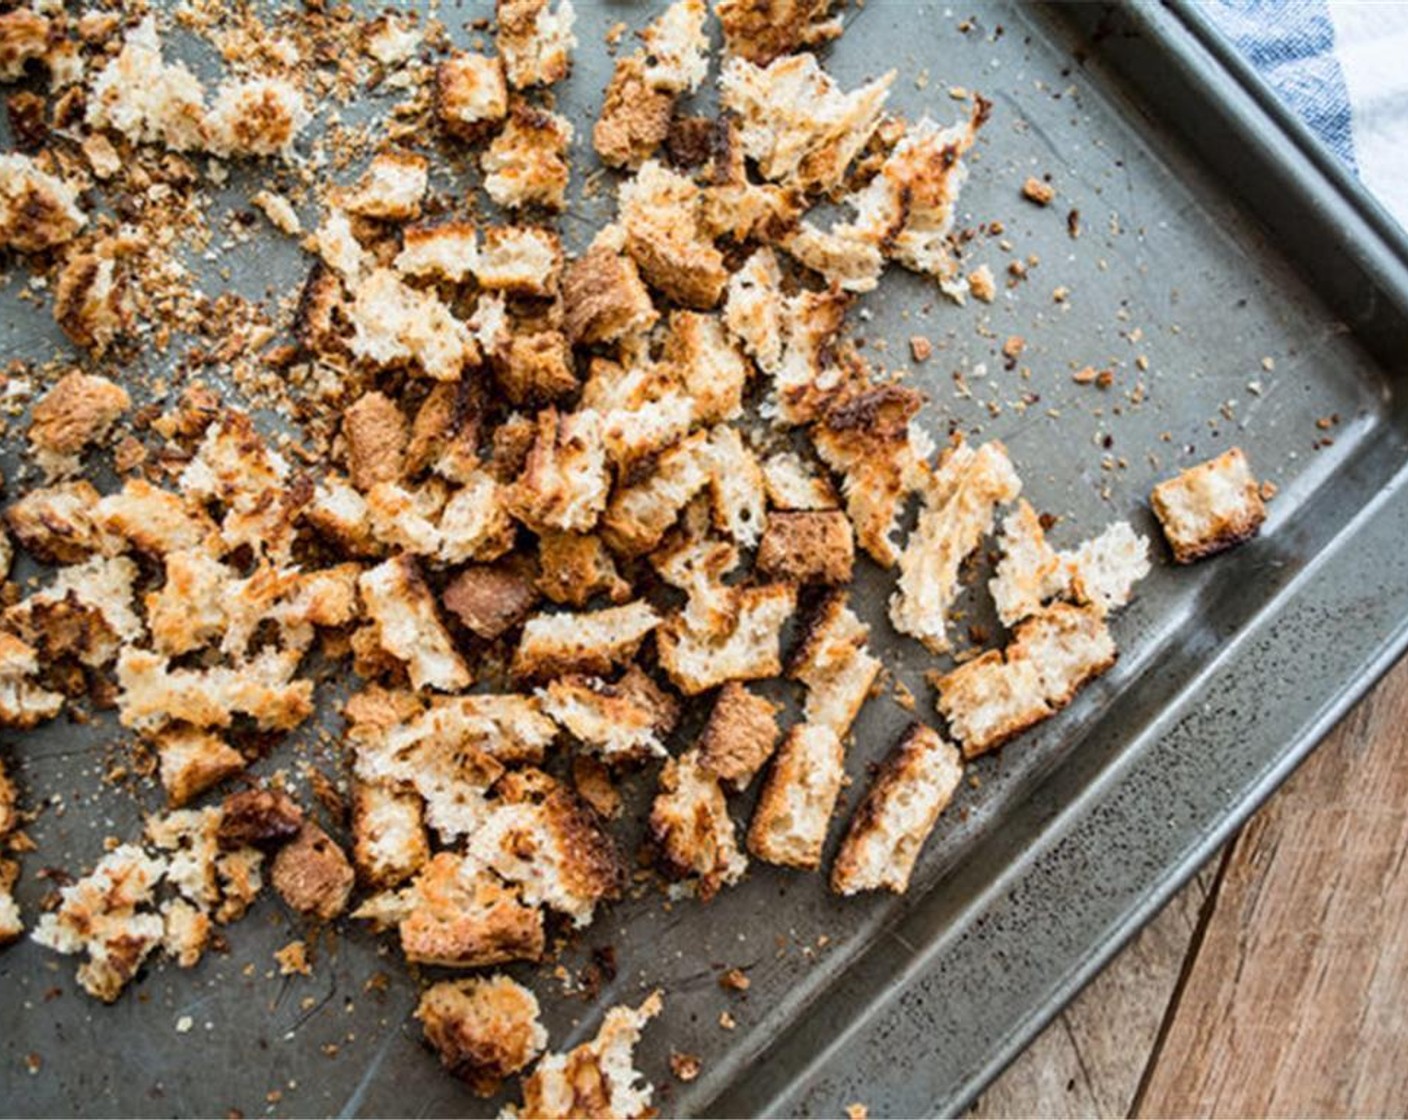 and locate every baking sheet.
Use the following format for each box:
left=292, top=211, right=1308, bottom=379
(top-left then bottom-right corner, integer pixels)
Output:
left=3, top=1, right=1408, bottom=1117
